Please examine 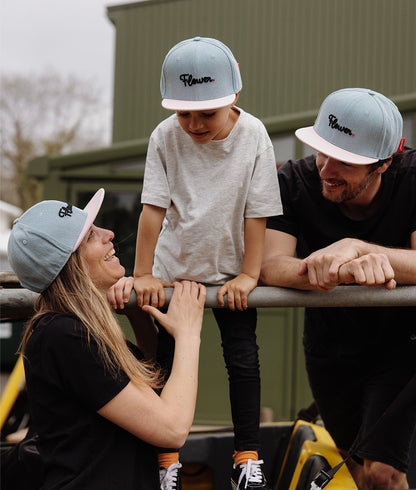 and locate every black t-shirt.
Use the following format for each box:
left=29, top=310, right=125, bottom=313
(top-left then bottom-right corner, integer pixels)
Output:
left=267, top=150, right=416, bottom=357
left=24, top=313, right=159, bottom=489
